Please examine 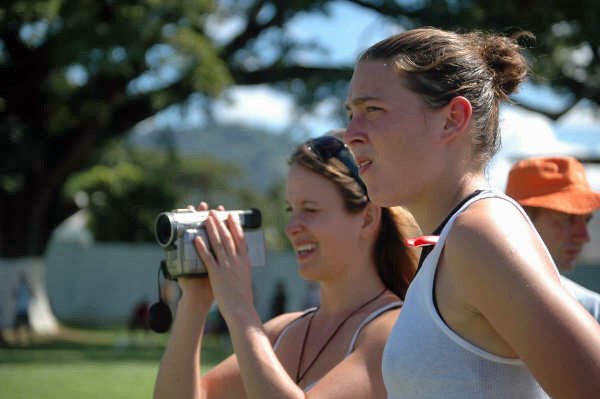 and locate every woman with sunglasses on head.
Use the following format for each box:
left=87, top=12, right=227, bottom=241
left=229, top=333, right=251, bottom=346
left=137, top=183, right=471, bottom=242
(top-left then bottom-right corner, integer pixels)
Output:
left=153, top=133, right=419, bottom=399
left=344, top=28, right=600, bottom=398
